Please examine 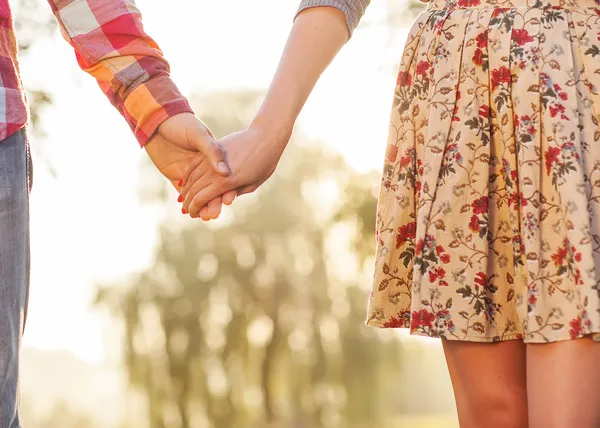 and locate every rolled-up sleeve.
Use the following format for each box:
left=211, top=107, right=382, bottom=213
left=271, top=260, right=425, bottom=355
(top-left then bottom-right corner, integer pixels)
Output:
left=296, top=0, right=371, bottom=36
left=48, top=0, right=194, bottom=146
